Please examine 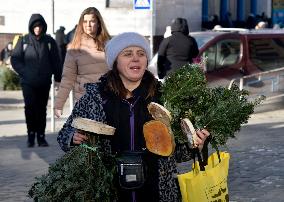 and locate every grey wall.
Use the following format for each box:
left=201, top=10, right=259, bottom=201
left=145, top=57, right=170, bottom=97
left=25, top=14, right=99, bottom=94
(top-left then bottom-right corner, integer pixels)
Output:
left=0, top=0, right=202, bottom=36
